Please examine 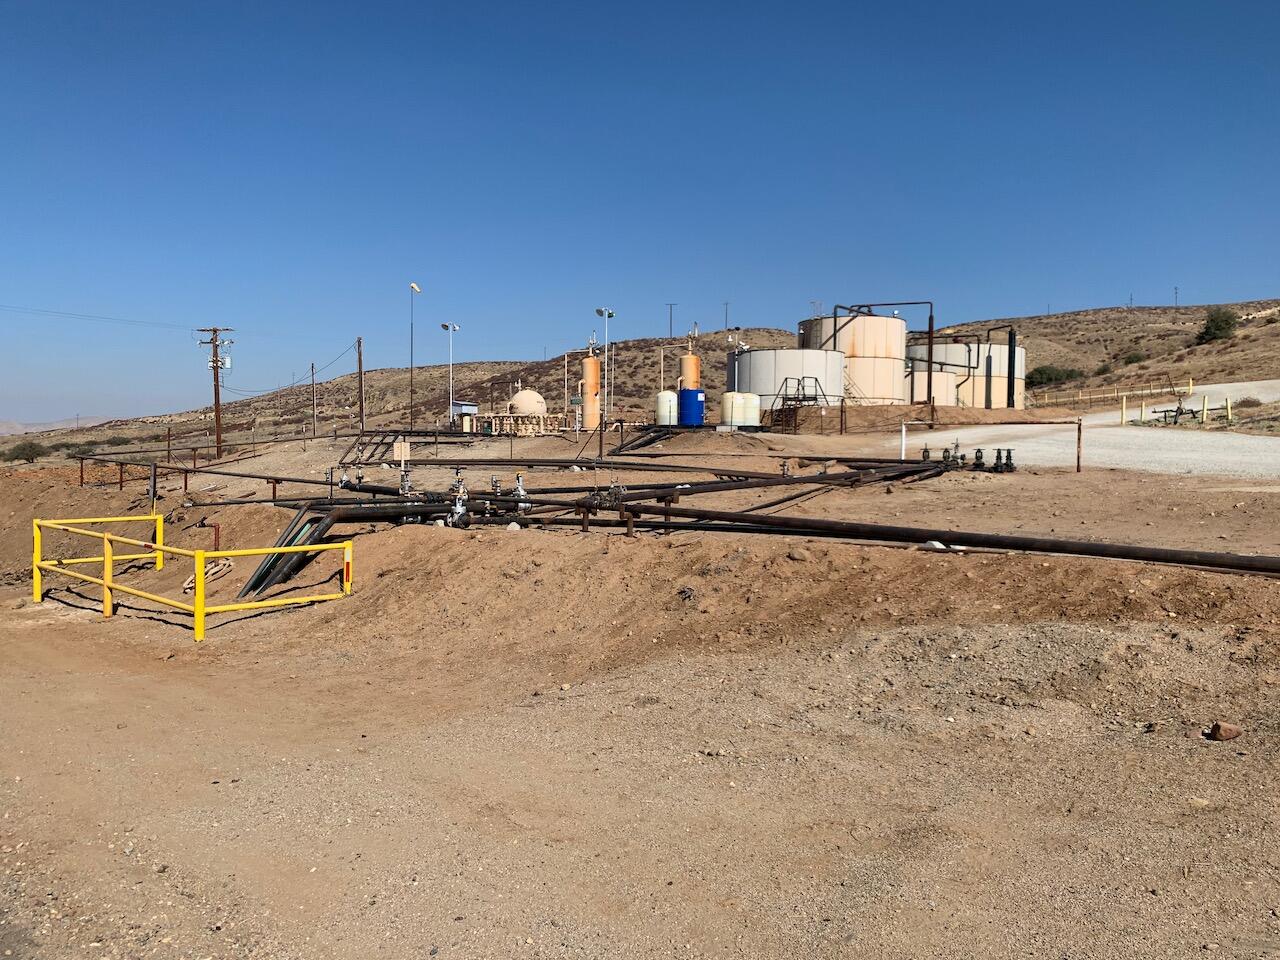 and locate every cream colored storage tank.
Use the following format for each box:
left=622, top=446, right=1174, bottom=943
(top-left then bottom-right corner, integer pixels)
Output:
left=678, top=352, right=701, bottom=390
left=507, top=388, right=548, bottom=416
left=905, top=364, right=958, bottom=405
left=732, top=349, right=845, bottom=410
left=905, top=343, right=1026, bottom=409
left=800, top=313, right=907, bottom=404
left=718, top=391, right=739, bottom=426
left=656, top=390, right=677, bottom=426
left=741, top=392, right=761, bottom=427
